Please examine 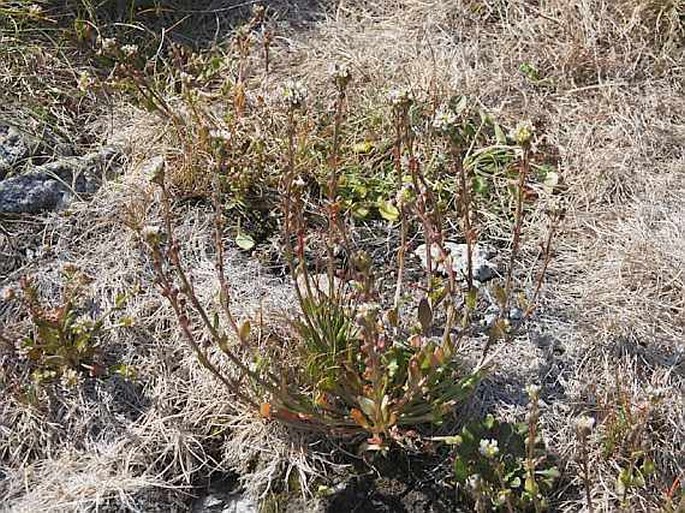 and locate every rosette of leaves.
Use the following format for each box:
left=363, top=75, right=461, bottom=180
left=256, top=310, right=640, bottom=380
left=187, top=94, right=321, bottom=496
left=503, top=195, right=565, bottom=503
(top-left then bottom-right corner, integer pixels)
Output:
left=14, top=269, right=127, bottom=385
left=265, top=295, right=482, bottom=448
